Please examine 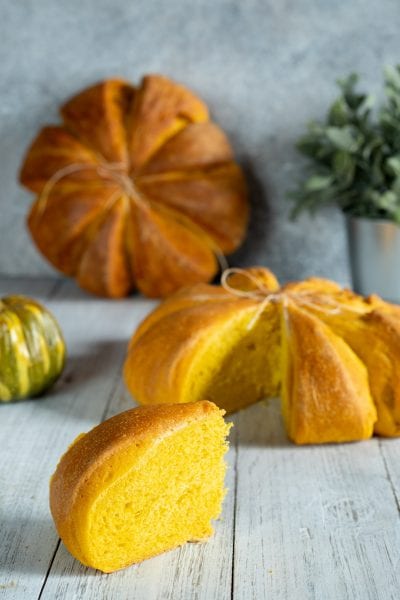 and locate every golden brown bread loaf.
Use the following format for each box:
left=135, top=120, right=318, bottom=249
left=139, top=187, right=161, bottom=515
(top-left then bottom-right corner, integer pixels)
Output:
left=19, top=75, right=248, bottom=298
left=124, top=267, right=400, bottom=444
left=50, top=401, right=231, bottom=572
